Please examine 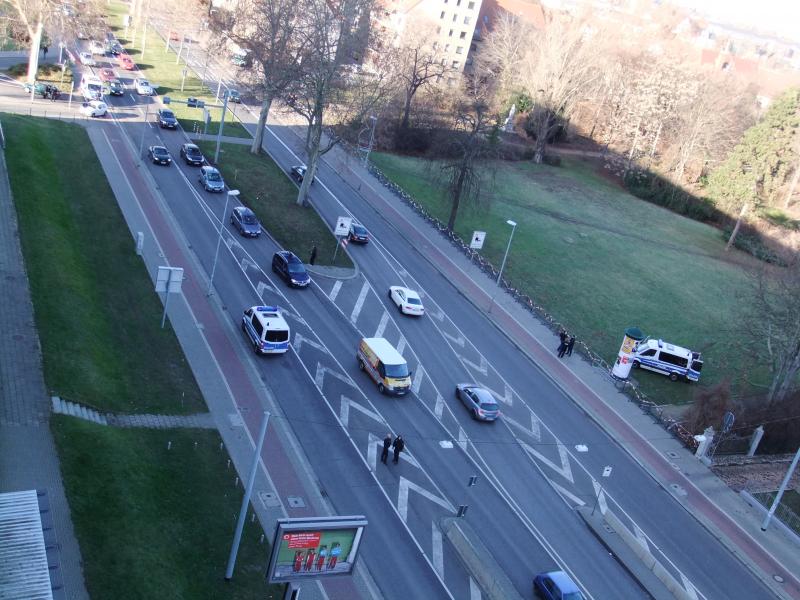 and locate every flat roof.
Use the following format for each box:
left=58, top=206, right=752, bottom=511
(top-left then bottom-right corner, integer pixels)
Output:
left=362, top=337, right=406, bottom=365
left=0, top=490, right=53, bottom=599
